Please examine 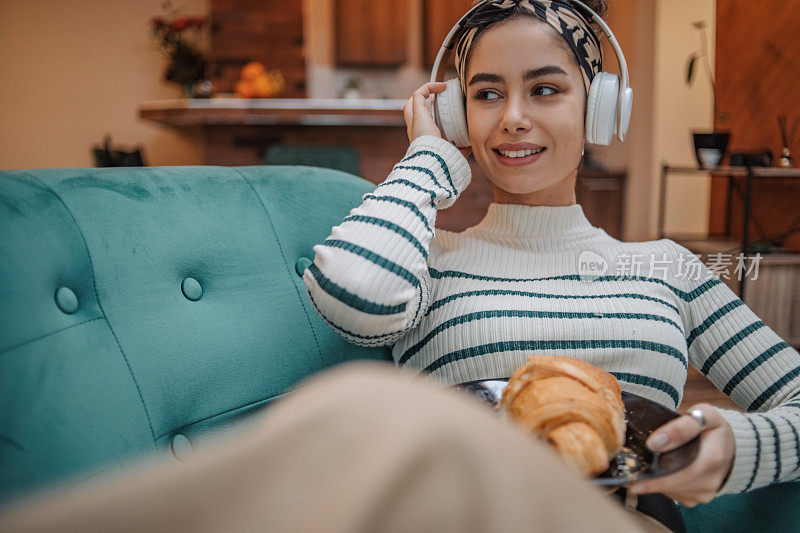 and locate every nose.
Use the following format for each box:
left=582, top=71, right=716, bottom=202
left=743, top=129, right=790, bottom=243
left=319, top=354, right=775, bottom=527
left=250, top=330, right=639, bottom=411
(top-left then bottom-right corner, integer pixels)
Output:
left=499, top=93, right=532, bottom=134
